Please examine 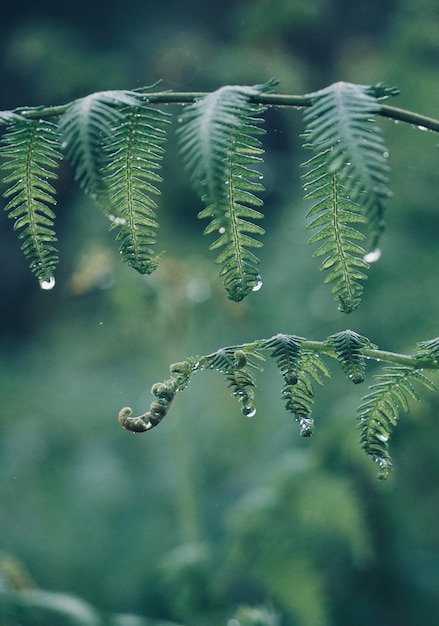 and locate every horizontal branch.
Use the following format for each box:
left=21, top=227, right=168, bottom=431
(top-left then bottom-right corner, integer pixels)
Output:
left=2, top=89, right=439, bottom=134
left=198, top=336, right=439, bottom=372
